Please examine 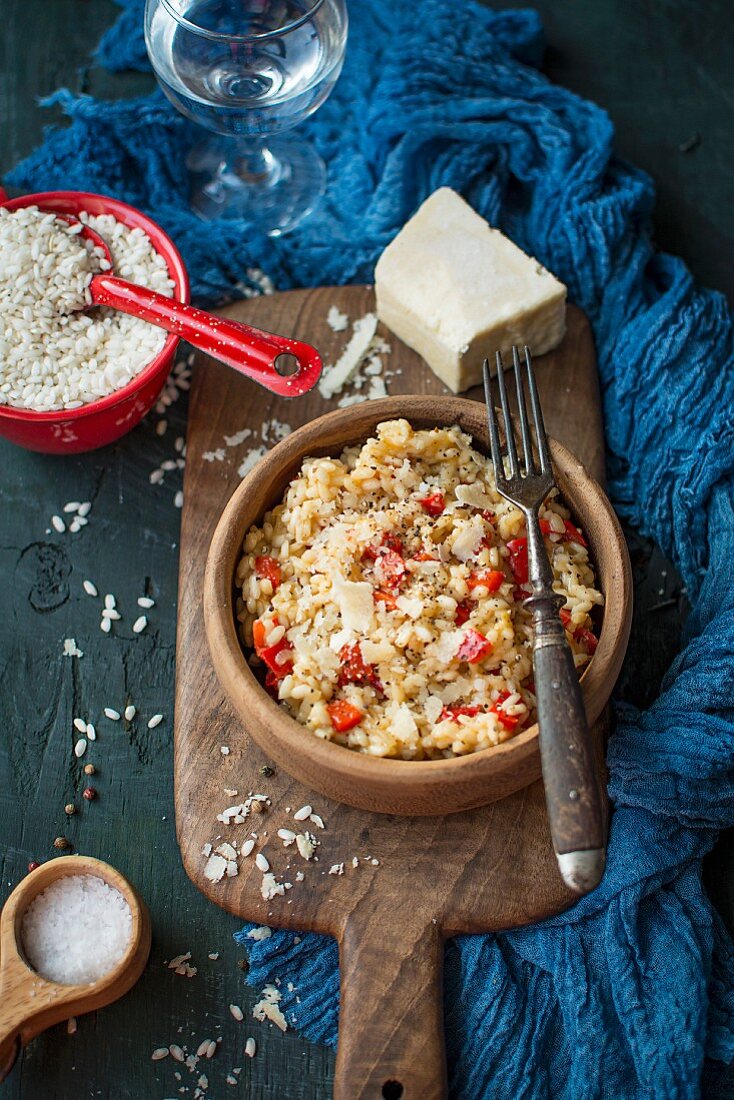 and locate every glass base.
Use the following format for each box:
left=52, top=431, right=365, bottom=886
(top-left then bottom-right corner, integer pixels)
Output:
left=187, top=135, right=326, bottom=236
